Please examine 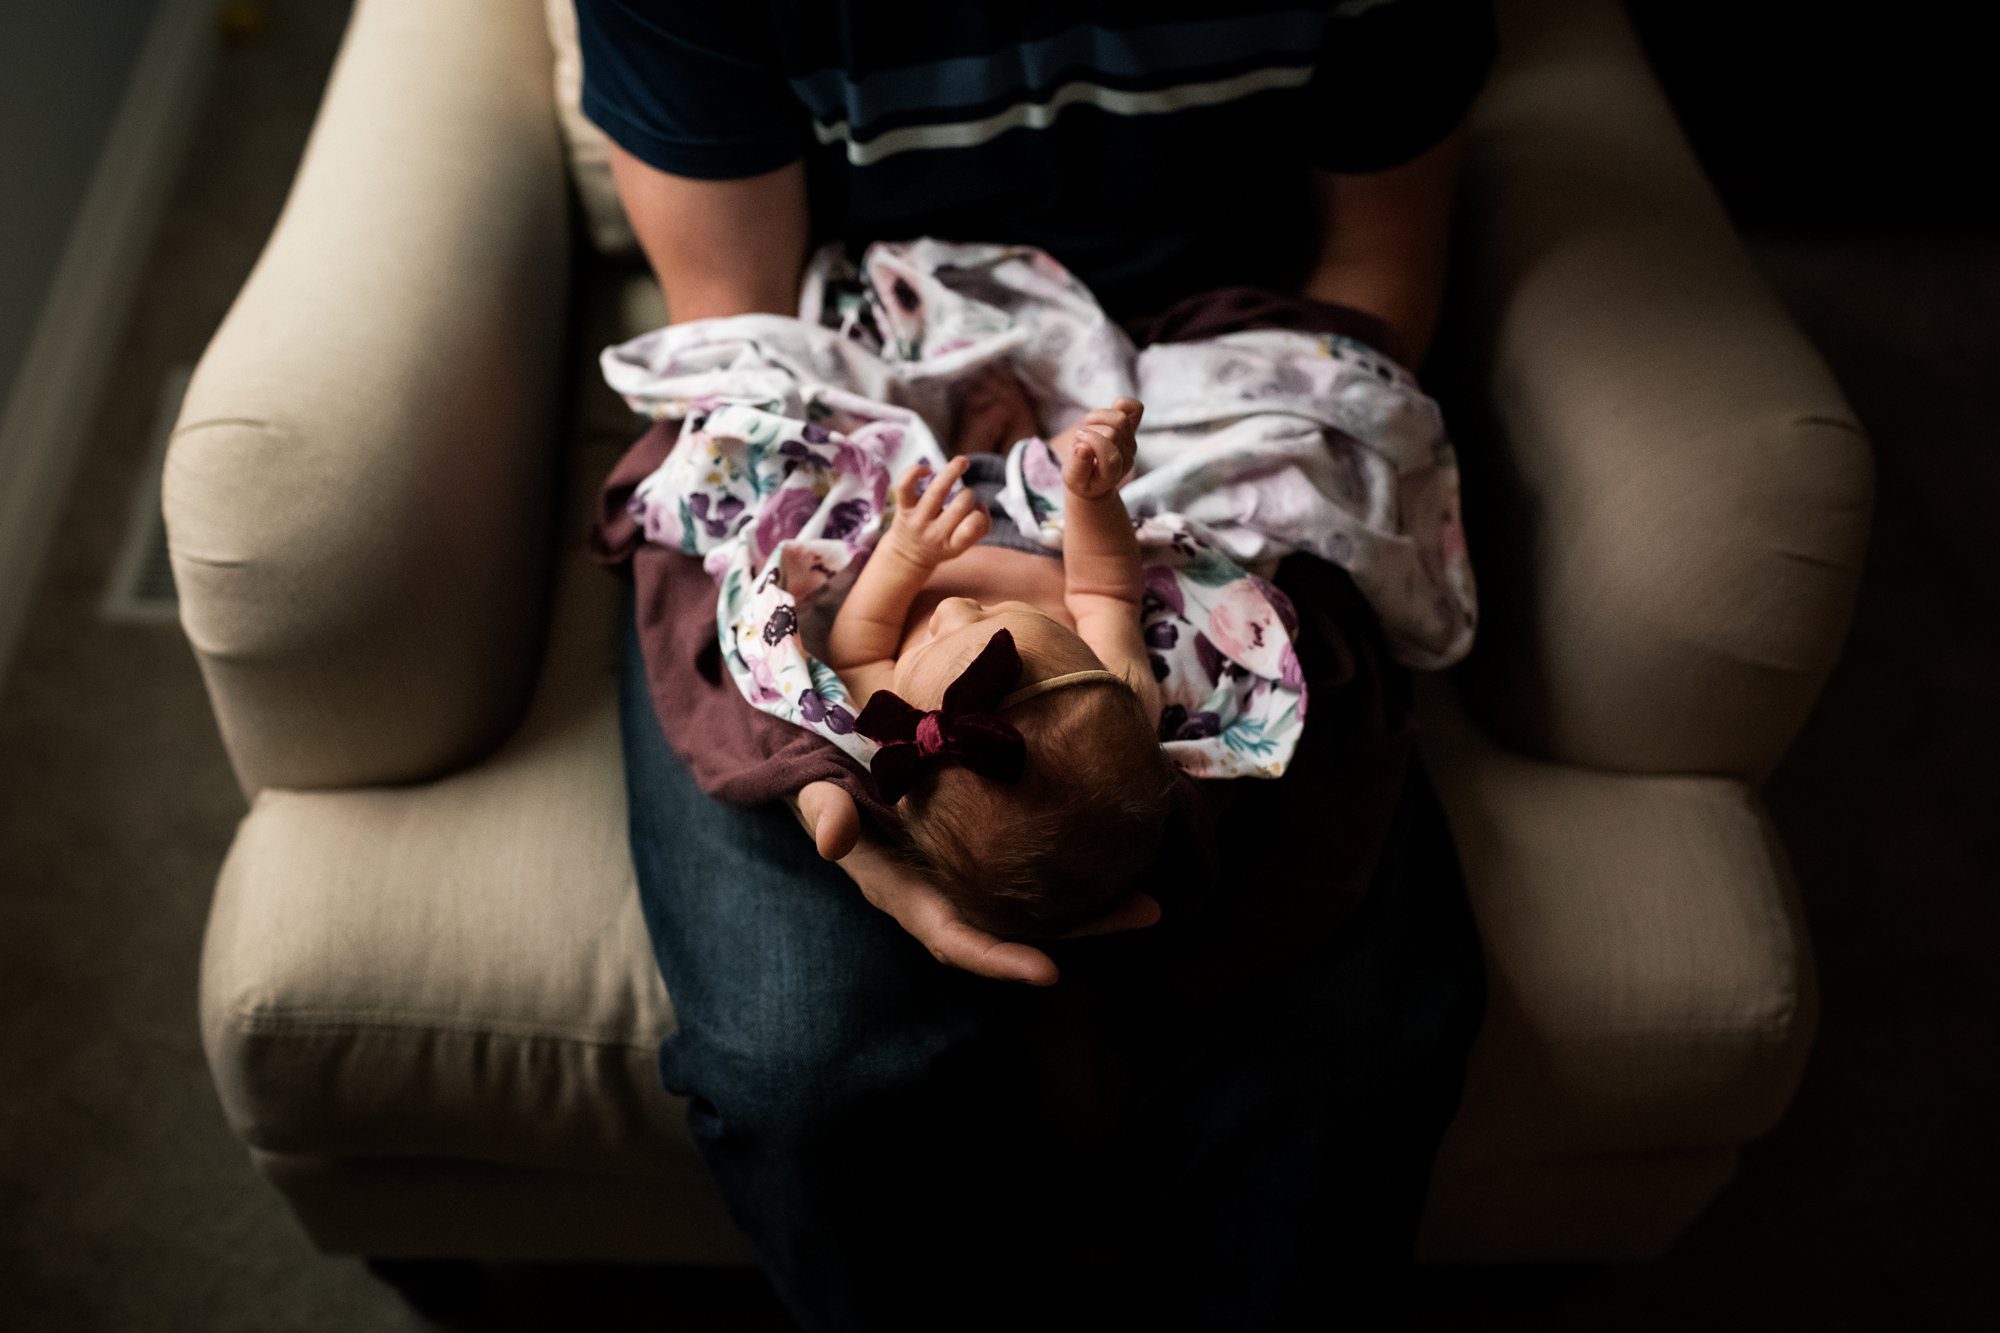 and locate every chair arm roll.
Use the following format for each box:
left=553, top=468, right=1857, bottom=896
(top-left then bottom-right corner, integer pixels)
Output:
left=1450, top=0, right=1874, bottom=780
left=164, top=0, right=572, bottom=799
